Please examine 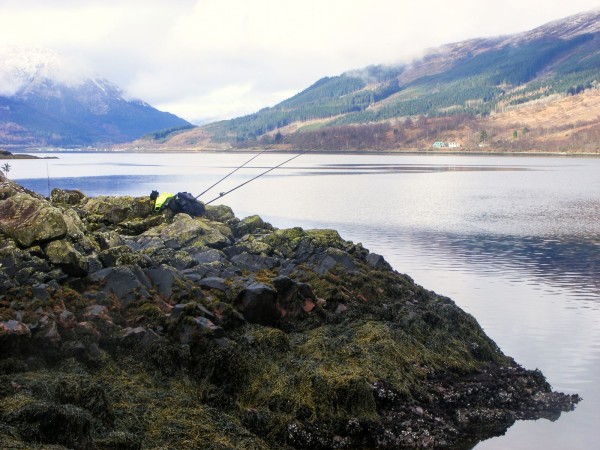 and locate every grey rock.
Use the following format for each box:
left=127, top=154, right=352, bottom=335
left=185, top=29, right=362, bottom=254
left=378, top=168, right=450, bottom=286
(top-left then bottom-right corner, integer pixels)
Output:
left=121, top=326, right=160, bottom=347
left=198, top=276, right=228, bottom=292
left=231, top=252, right=278, bottom=271
left=192, top=248, right=225, bottom=264
left=179, top=316, right=225, bottom=344
left=366, top=252, right=389, bottom=269
left=88, top=266, right=151, bottom=307
left=236, top=282, right=281, bottom=325
left=32, top=284, right=50, bottom=301
left=145, top=265, right=184, bottom=299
